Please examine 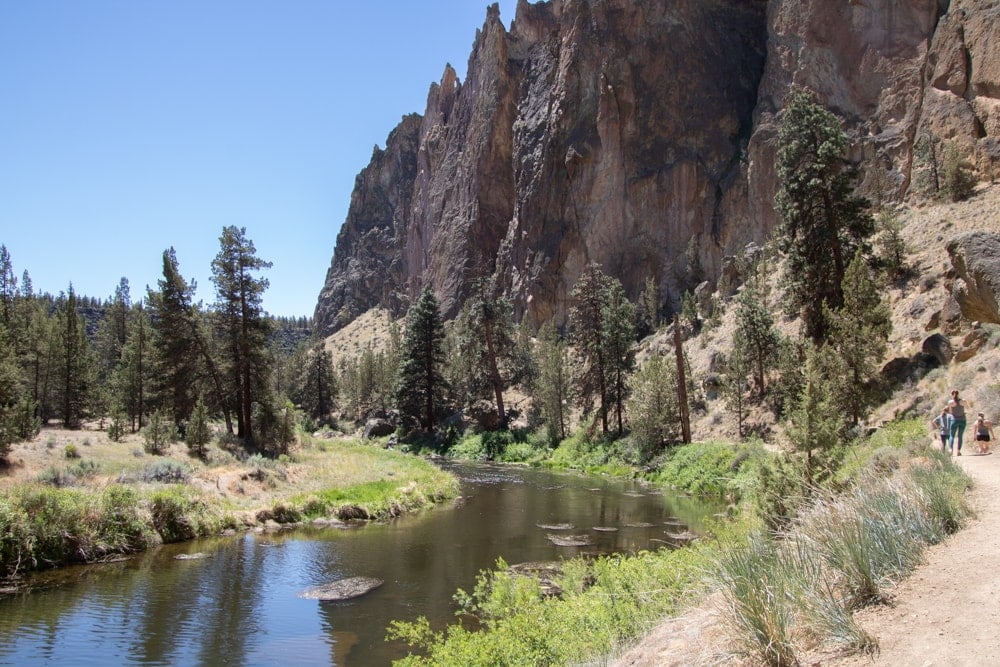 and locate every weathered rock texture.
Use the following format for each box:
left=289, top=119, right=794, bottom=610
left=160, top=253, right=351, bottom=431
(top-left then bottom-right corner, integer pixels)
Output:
left=947, top=231, right=1000, bottom=325
left=315, top=0, right=1000, bottom=335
